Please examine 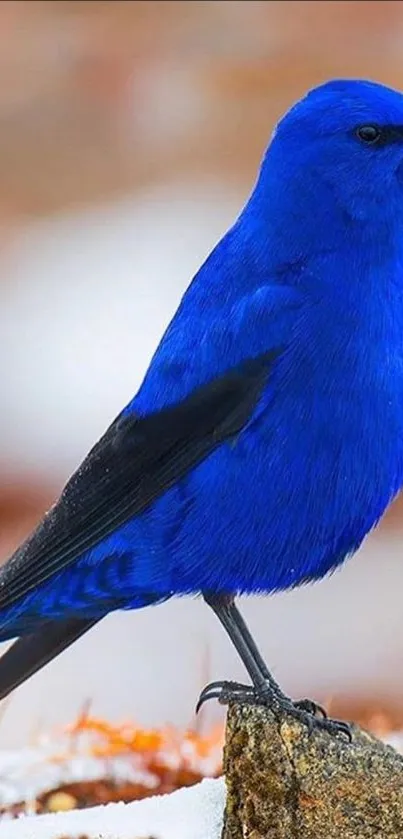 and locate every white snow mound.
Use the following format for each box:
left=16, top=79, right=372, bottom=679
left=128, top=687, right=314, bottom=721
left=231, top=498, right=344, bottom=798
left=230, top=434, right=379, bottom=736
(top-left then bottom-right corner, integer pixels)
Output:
left=0, top=776, right=225, bottom=839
